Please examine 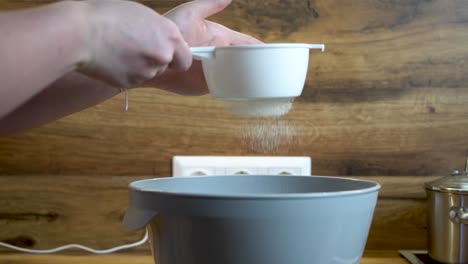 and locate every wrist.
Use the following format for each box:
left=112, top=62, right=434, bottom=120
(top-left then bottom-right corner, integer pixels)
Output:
left=60, top=1, right=92, bottom=72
